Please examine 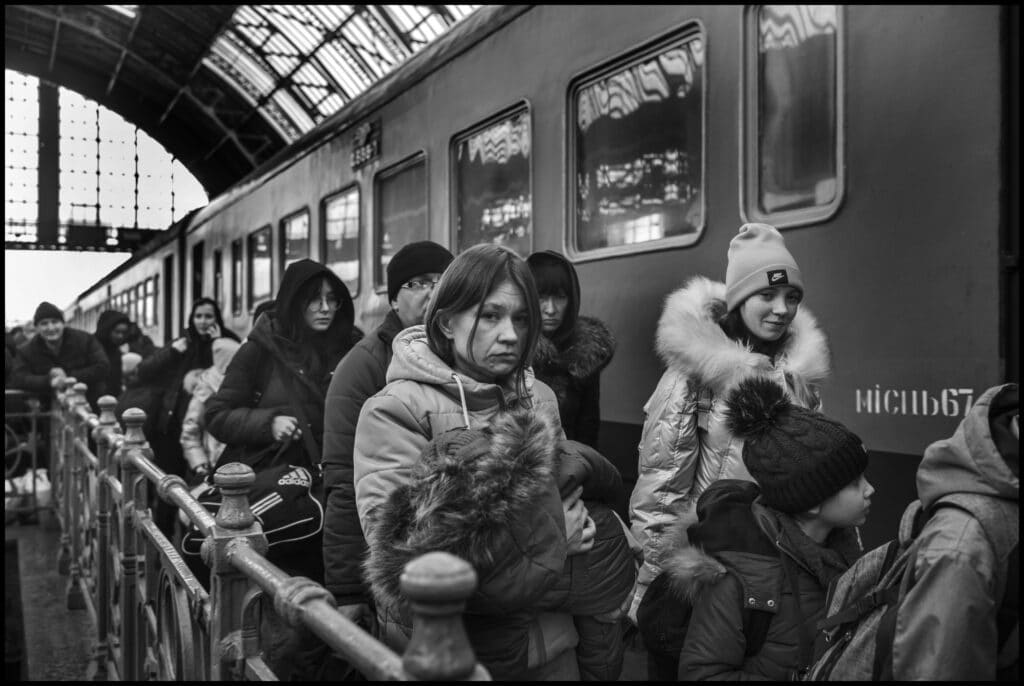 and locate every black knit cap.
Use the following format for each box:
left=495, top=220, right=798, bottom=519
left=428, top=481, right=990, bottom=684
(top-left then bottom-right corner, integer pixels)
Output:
left=386, top=241, right=455, bottom=302
left=726, top=377, right=868, bottom=513
left=33, top=301, right=64, bottom=326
